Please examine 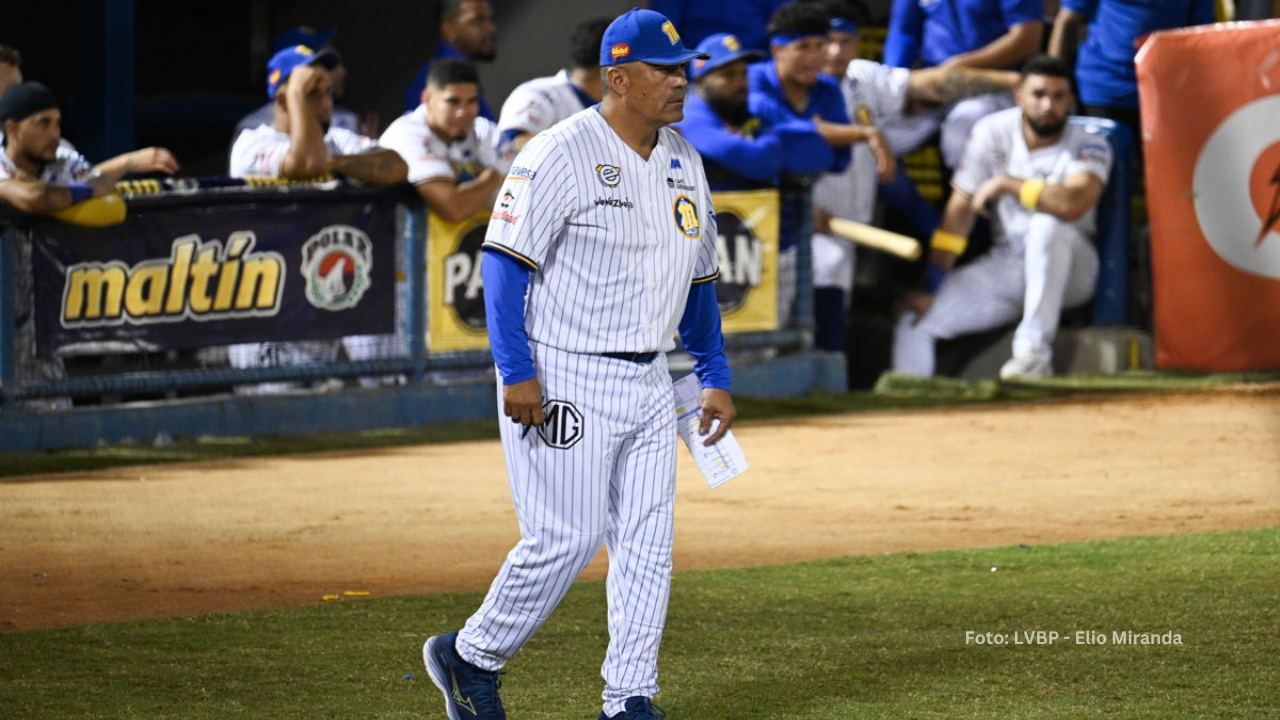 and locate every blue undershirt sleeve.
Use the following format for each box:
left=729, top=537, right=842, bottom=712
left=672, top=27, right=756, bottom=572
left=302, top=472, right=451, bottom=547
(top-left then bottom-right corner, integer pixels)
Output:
left=884, top=0, right=924, bottom=68
left=481, top=249, right=537, bottom=385
left=773, top=118, right=836, bottom=174
left=681, top=121, right=785, bottom=182
left=678, top=280, right=731, bottom=391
